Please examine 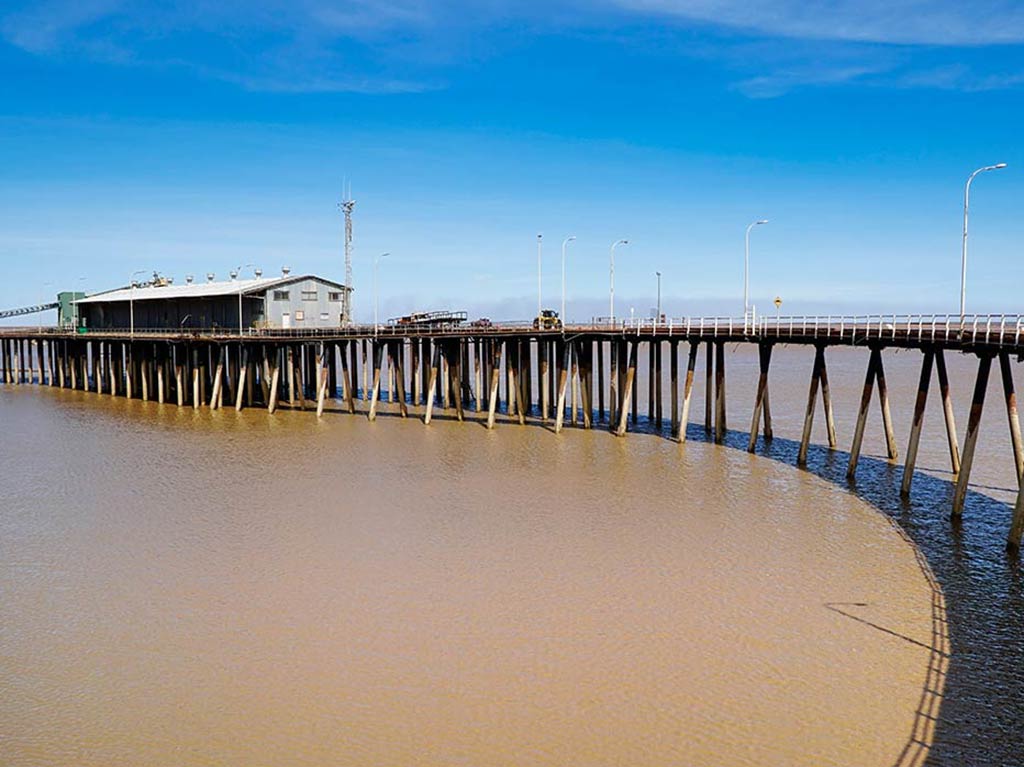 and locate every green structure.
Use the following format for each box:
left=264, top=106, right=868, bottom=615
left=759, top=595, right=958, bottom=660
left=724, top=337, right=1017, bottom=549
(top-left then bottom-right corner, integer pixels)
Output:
left=57, top=292, right=86, bottom=329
